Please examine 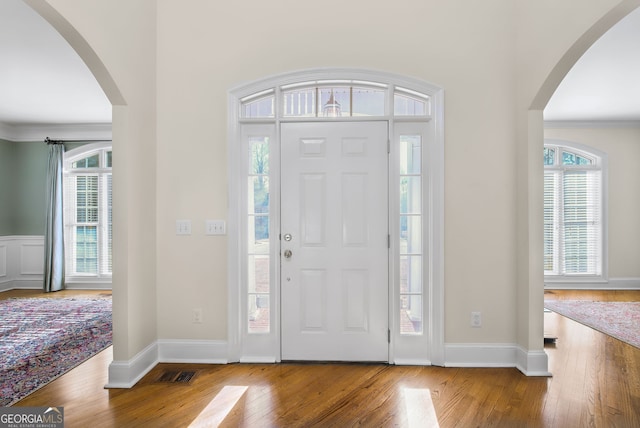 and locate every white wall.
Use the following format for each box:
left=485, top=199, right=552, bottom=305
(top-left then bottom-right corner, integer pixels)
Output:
left=153, top=0, right=524, bottom=345
left=545, top=125, right=640, bottom=280
left=33, top=0, right=638, bottom=379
